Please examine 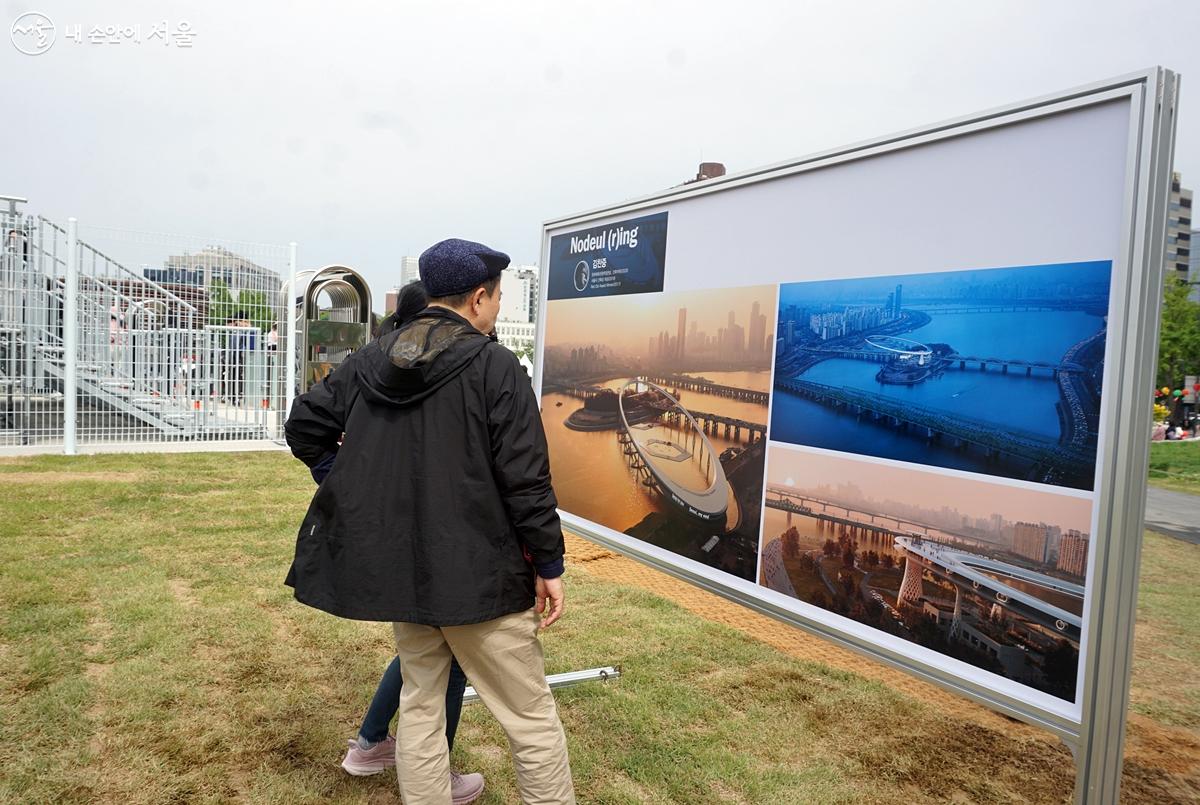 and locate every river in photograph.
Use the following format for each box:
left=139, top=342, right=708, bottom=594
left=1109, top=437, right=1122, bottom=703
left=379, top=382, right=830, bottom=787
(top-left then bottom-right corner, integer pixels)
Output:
left=596, top=371, right=770, bottom=425
left=771, top=309, right=1105, bottom=471
left=542, top=380, right=768, bottom=534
